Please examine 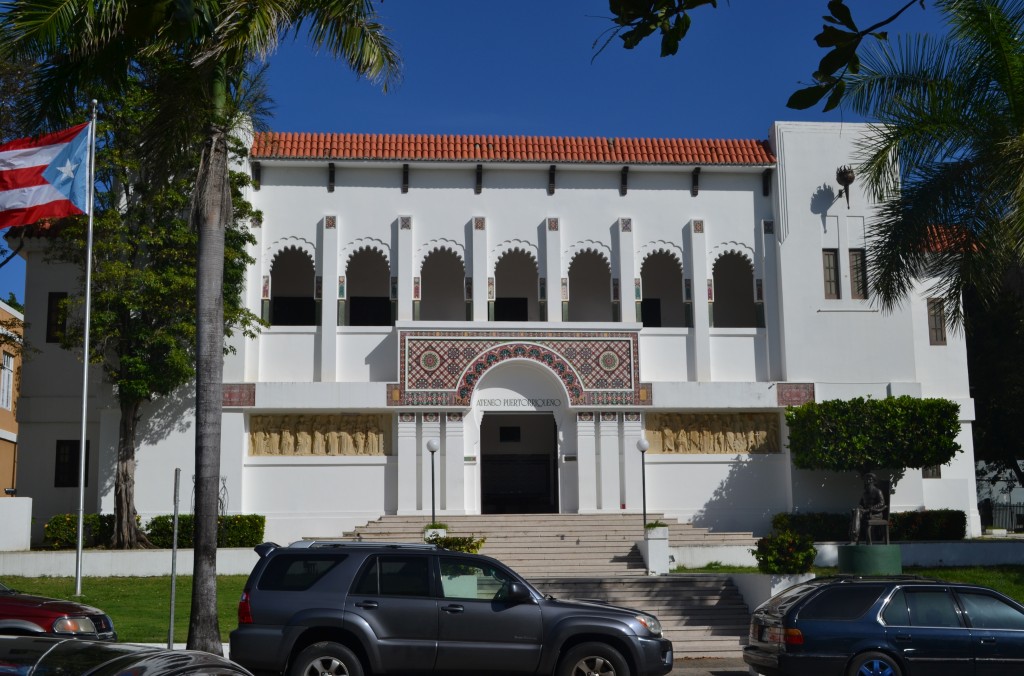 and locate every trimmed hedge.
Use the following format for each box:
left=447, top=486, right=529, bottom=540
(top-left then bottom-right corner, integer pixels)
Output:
left=751, top=530, right=817, bottom=574
left=43, top=513, right=265, bottom=549
left=772, top=509, right=967, bottom=542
